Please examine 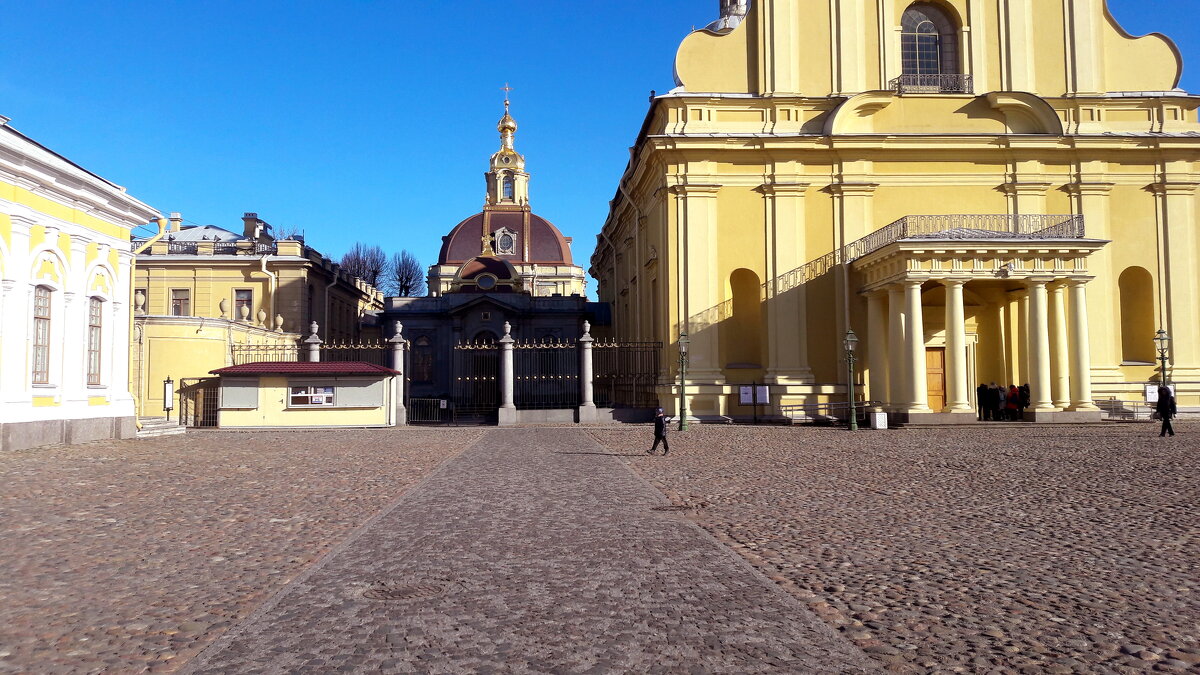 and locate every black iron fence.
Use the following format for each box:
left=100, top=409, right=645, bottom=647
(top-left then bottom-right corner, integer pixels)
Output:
left=407, top=397, right=448, bottom=425
left=514, top=339, right=579, bottom=410
left=178, top=377, right=219, bottom=428
left=593, top=340, right=661, bottom=409
left=888, top=73, right=973, bottom=94
left=452, top=341, right=499, bottom=423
